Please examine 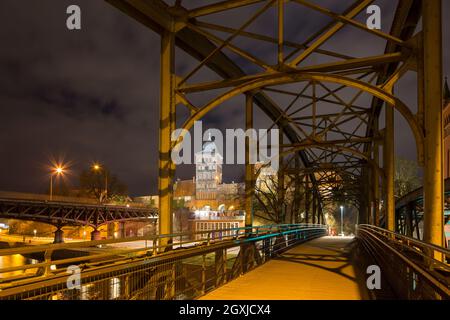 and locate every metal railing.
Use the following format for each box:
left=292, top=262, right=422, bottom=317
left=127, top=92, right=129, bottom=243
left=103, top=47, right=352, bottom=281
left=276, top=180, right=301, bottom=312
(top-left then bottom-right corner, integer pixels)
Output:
left=0, top=223, right=327, bottom=300
left=356, top=224, right=450, bottom=300
left=0, top=190, right=152, bottom=208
